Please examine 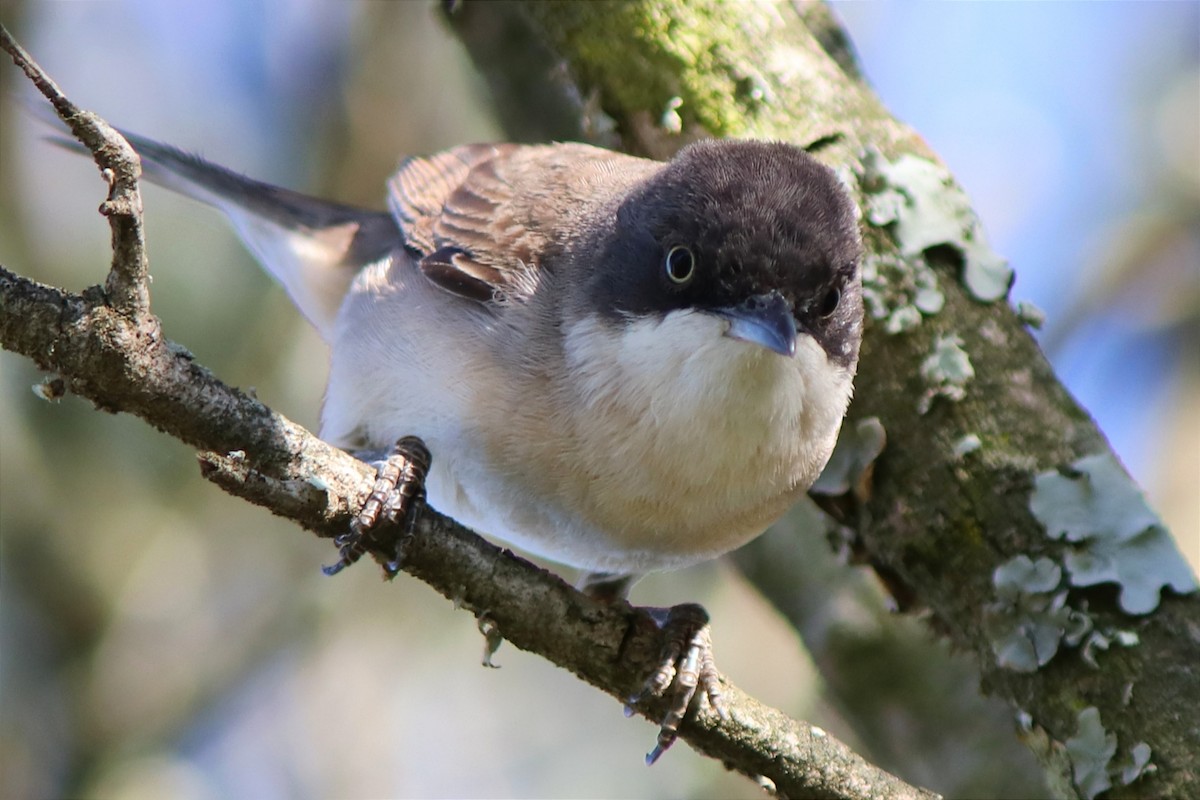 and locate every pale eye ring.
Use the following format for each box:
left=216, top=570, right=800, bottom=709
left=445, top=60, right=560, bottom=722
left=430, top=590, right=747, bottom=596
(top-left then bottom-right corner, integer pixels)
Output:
left=664, top=245, right=695, bottom=285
